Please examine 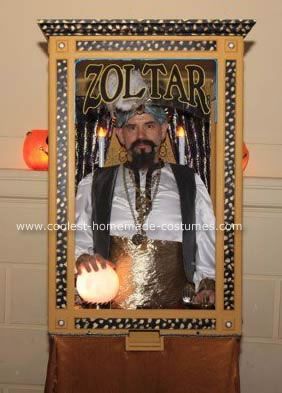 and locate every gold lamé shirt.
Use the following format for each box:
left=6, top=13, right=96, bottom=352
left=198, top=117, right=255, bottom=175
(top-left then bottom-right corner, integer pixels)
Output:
left=109, top=236, right=186, bottom=309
